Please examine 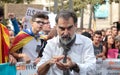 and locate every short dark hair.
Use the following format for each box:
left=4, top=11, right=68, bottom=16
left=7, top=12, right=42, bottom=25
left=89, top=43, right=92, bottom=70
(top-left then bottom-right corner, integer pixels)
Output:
left=0, top=6, right=4, bottom=17
left=111, top=26, right=117, bottom=30
left=55, top=10, right=77, bottom=24
left=31, top=12, right=47, bottom=21
left=93, top=30, right=102, bottom=36
left=44, top=15, right=49, bottom=19
left=82, top=32, right=91, bottom=38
